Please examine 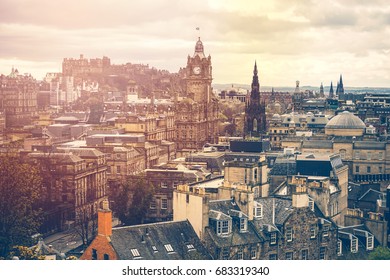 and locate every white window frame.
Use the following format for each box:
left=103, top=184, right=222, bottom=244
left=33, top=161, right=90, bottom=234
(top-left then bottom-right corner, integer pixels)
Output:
left=270, top=232, right=277, bottom=245
left=164, top=244, right=174, bottom=253
left=217, top=220, right=230, bottom=235
left=250, top=247, right=257, bottom=259
left=161, top=198, right=168, bottom=210
left=366, top=235, right=374, bottom=250
left=337, top=239, right=342, bottom=256
left=161, top=181, right=168, bottom=188
left=310, top=225, right=316, bottom=239
left=323, top=225, right=330, bottom=237
left=351, top=237, right=358, bottom=253
left=240, top=218, right=247, bottom=232
left=285, top=227, right=293, bottom=242
left=308, top=199, right=314, bottom=211
left=253, top=204, right=263, bottom=218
